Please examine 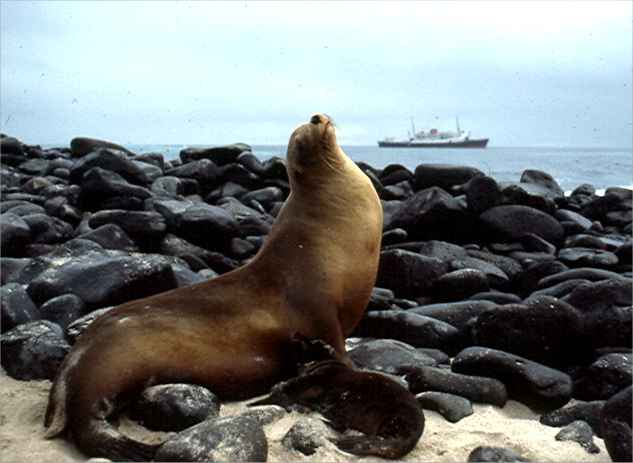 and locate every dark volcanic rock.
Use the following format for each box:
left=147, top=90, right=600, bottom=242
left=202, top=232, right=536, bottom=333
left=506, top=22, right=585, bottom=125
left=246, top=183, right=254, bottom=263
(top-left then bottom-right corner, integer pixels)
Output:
left=469, top=291, right=522, bottom=304
left=573, top=353, right=632, bottom=401
left=463, top=175, right=501, bottom=214
left=414, top=164, right=484, bottom=191
left=0, top=283, right=39, bottom=333
left=472, top=296, right=585, bottom=366
left=77, top=224, right=139, bottom=252
left=65, top=307, right=114, bottom=343
left=450, top=256, right=509, bottom=288
left=70, top=136, right=133, bottom=157
left=555, top=209, right=593, bottom=231
left=0, top=258, right=33, bottom=286
left=26, top=250, right=179, bottom=308
left=409, top=300, right=497, bottom=331
left=528, top=279, right=591, bottom=299
left=391, top=187, right=472, bottom=242
left=479, top=205, right=564, bottom=245
left=0, top=213, right=32, bottom=256
left=415, top=391, right=473, bottom=423
left=601, top=385, right=632, bottom=463
left=405, top=366, right=507, bottom=406
left=540, top=401, right=605, bottom=438
left=0, top=320, right=70, bottom=380
left=22, top=213, right=74, bottom=244
left=555, top=420, right=600, bottom=454
left=376, top=249, right=448, bottom=298
left=353, top=310, right=461, bottom=353
left=432, top=268, right=490, bottom=301
left=348, top=338, right=437, bottom=374
left=151, top=176, right=189, bottom=198
left=467, top=446, right=530, bottom=462
left=558, top=247, right=619, bottom=268
left=70, top=148, right=149, bottom=185
left=217, top=197, right=273, bottom=236
left=88, top=210, right=167, bottom=246
left=80, top=167, right=152, bottom=209
left=452, top=347, right=572, bottom=411
left=130, top=384, right=221, bottom=432
left=561, top=277, right=632, bottom=313
left=240, top=187, right=284, bottom=211
left=180, top=143, right=250, bottom=166
left=154, top=414, right=267, bottom=462
left=165, top=159, right=220, bottom=191
left=499, top=182, right=557, bottom=213
left=520, top=169, right=565, bottom=199
left=537, top=267, right=626, bottom=289
left=39, top=294, right=85, bottom=329
left=159, top=234, right=239, bottom=274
